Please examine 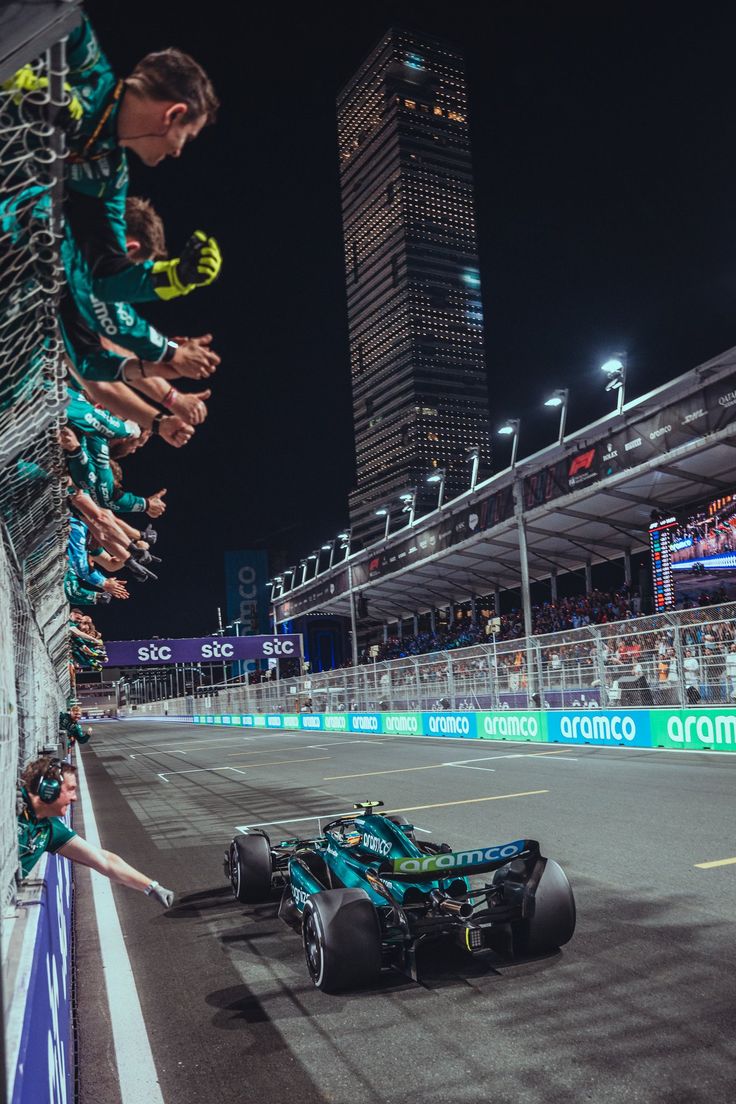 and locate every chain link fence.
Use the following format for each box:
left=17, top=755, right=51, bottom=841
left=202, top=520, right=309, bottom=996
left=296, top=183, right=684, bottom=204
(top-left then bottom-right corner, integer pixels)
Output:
left=0, top=41, right=70, bottom=909
left=132, top=602, right=736, bottom=719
